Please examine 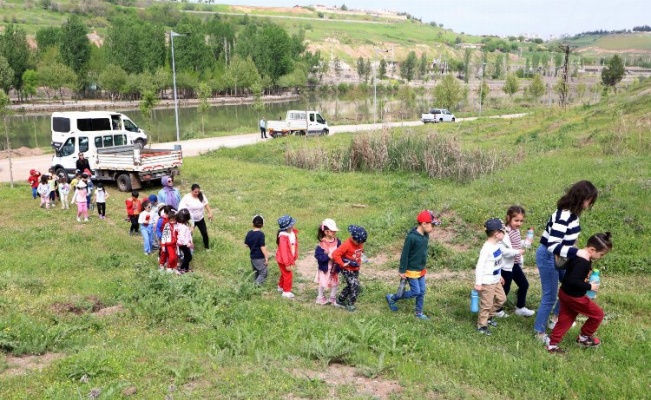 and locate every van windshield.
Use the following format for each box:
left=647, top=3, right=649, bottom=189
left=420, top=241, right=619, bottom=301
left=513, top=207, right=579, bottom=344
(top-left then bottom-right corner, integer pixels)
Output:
left=316, top=114, right=325, bottom=124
